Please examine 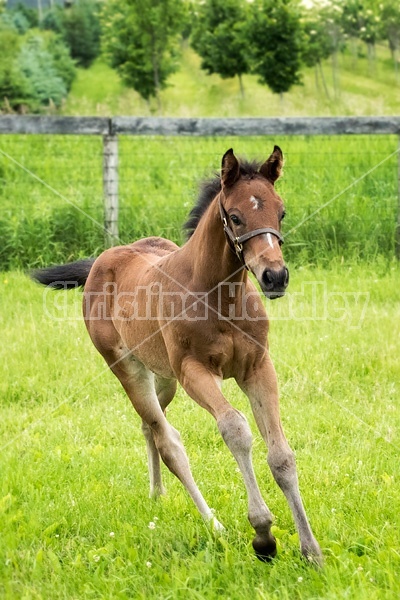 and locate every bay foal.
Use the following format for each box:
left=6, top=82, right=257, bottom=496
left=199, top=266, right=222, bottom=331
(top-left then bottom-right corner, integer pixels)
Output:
left=33, top=147, right=322, bottom=564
